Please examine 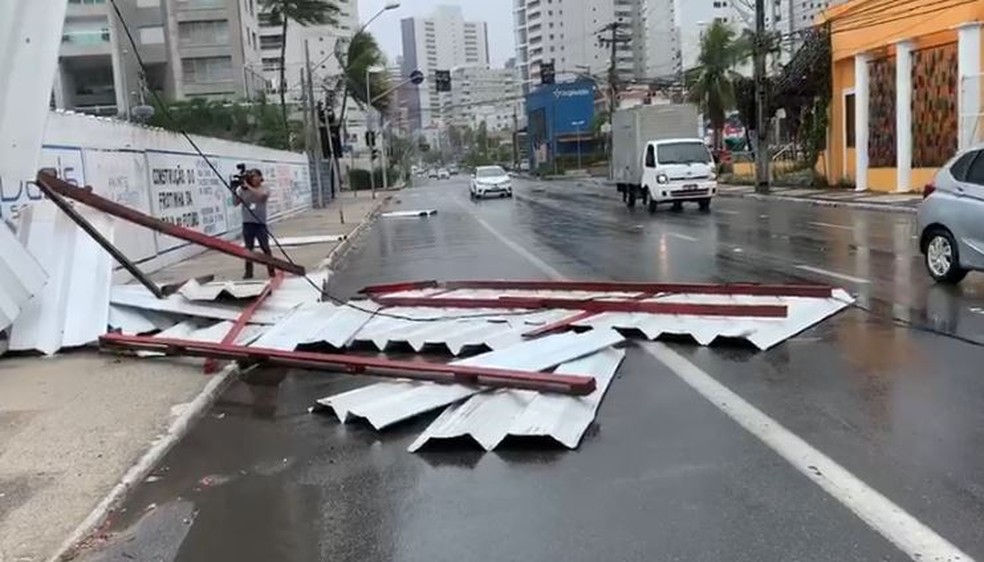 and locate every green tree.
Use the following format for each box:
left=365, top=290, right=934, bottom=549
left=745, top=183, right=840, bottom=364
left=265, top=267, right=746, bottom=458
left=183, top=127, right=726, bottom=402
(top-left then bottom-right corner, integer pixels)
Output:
left=685, top=21, right=751, bottom=150
left=148, top=96, right=299, bottom=150
left=260, top=0, right=339, bottom=147
left=336, top=31, right=390, bottom=126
